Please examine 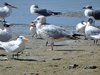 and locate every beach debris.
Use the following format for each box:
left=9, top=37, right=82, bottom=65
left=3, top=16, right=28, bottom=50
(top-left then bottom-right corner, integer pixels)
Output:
left=68, top=64, right=79, bottom=69
left=84, top=65, right=97, bottom=69
left=24, top=72, right=39, bottom=75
